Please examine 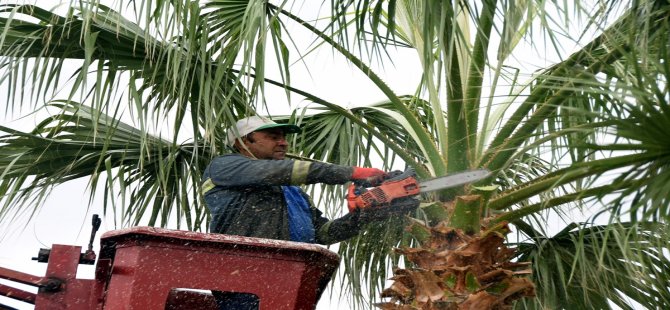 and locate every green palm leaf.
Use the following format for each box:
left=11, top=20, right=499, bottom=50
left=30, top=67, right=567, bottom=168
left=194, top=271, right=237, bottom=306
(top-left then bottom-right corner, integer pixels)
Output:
left=0, top=101, right=210, bottom=230
left=514, top=221, right=670, bottom=309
